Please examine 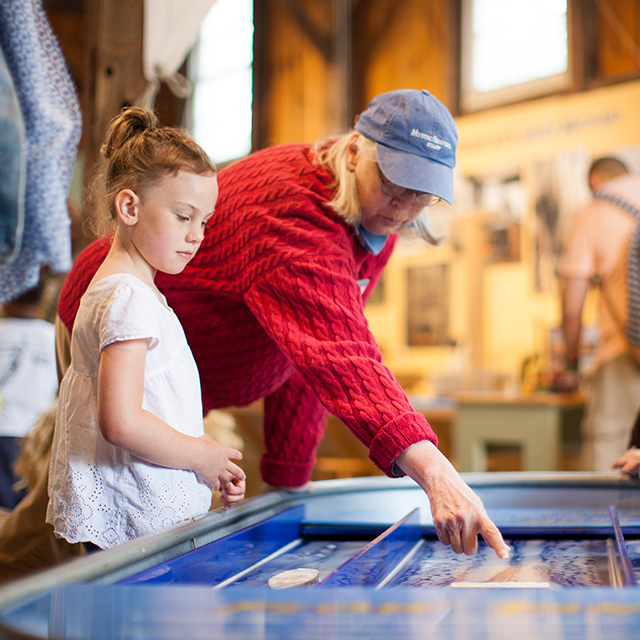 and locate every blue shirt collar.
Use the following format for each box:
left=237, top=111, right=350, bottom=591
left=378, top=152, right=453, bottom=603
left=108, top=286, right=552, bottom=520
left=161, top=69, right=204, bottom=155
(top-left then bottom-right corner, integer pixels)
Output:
left=355, top=225, right=389, bottom=255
